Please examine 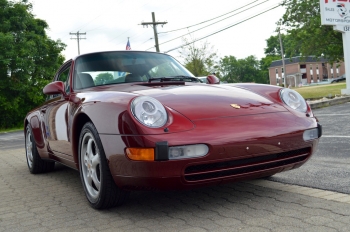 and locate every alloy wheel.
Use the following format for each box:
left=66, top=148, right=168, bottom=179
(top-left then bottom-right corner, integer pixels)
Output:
left=80, top=132, right=101, bottom=200
left=26, top=130, right=33, bottom=168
